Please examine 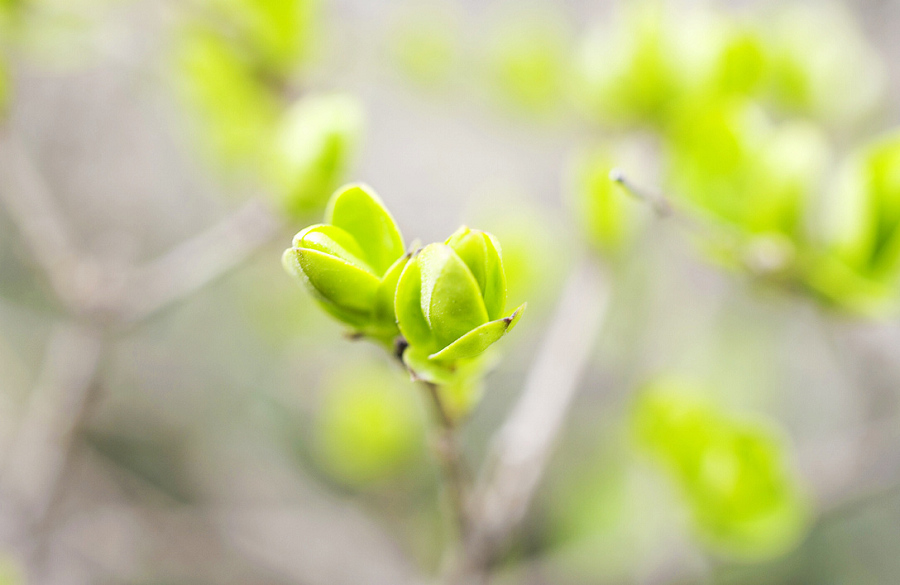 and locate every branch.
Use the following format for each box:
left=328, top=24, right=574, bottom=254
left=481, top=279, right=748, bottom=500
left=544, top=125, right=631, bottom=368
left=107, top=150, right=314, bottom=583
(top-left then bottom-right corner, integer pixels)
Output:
left=120, top=199, right=283, bottom=325
left=0, top=323, right=104, bottom=526
left=0, top=132, right=84, bottom=312
left=422, top=381, right=471, bottom=540
left=459, top=257, right=610, bottom=577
